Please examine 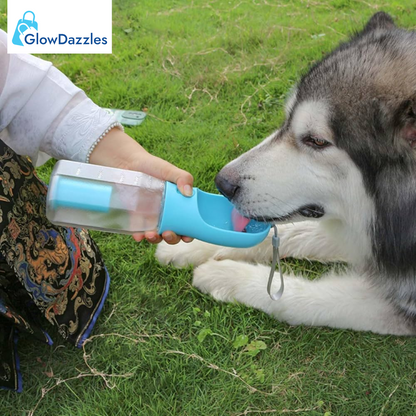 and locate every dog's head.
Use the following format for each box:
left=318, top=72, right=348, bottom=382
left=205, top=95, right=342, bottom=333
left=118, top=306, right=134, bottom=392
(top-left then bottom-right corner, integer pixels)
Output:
left=216, top=12, right=416, bottom=269
left=218, top=15, right=415, bottom=217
